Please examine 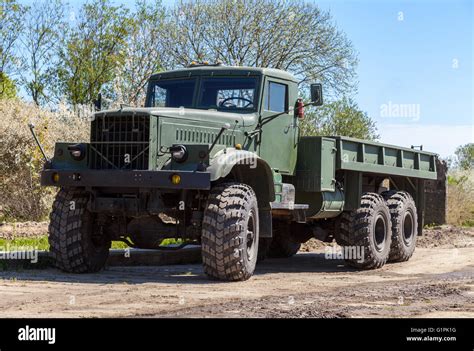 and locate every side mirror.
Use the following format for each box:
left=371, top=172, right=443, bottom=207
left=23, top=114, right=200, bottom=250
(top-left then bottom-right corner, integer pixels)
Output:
left=310, top=83, right=323, bottom=106
left=93, top=93, right=102, bottom=111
